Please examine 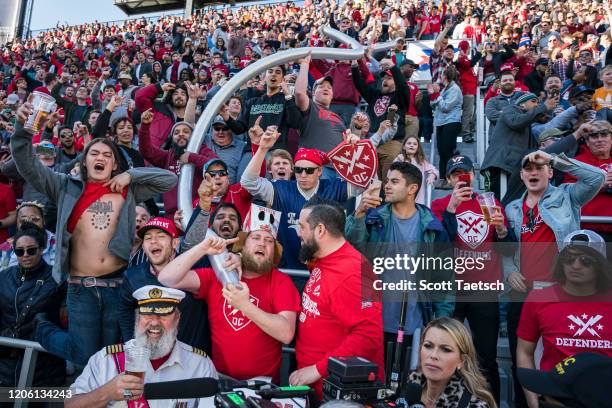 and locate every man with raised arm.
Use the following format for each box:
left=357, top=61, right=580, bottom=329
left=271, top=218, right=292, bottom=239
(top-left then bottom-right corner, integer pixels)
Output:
left=158, top=204, right=300, bottom=382
left=10, top=103, right=177, bottom=366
